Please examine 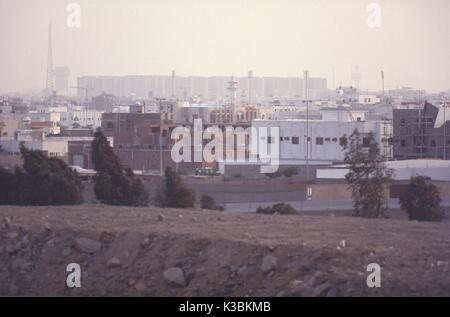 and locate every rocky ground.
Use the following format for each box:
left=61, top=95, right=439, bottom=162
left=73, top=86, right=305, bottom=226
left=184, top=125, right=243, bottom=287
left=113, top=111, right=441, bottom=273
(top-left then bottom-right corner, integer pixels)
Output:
left=1, top=205, right=450, bottom=296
